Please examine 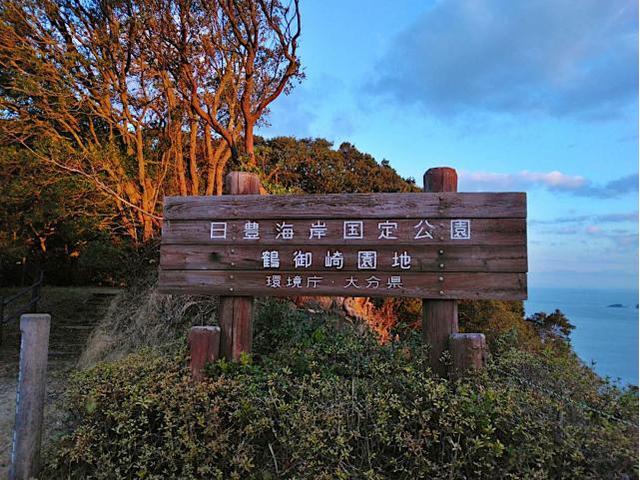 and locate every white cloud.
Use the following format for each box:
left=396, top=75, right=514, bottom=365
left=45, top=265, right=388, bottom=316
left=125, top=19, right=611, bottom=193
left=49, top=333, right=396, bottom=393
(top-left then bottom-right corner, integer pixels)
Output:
left=460, top=170, right=638, bottom=197
left=530, top=212, right=638, bottom=225
left=460, top=169, right=587, bottom=191
left=367, top=0, right=638, bottom=119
